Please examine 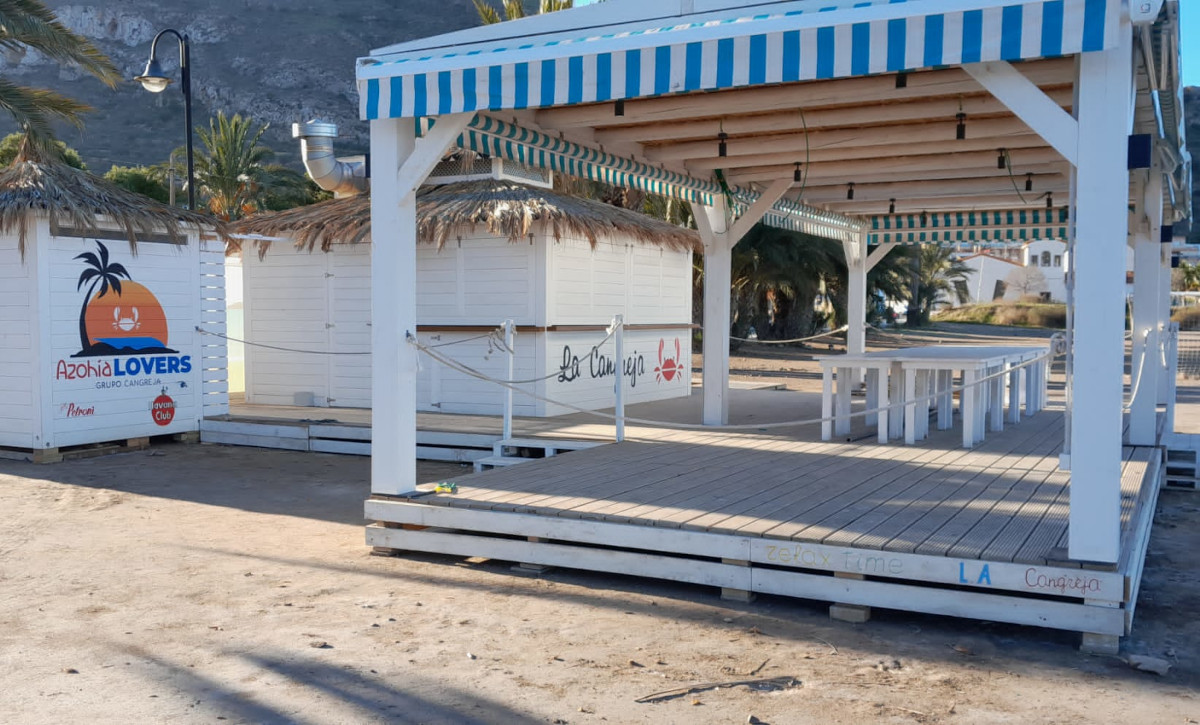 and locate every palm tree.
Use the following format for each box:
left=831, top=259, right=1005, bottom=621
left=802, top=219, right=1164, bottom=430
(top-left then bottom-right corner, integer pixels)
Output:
left=904, top=245, right=973, bottom=325
left=0, top=0, right=119, bottom=142
left=1179, top=261, right=1200, bottom=292
left=192, top=112, right=274, bottom=220
left=474, top=0, right=573, bottom=23
left=74, top=241, right=129, bottom=353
